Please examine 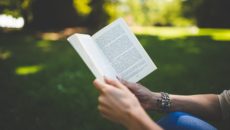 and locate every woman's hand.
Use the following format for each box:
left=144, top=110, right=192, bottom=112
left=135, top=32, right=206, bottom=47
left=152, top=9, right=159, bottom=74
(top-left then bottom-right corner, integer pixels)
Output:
left=118, top=78, right=160, bottom=110
left=93, top=77, right=142, bottom=126
left=93, top=77, right=162, bottom=130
